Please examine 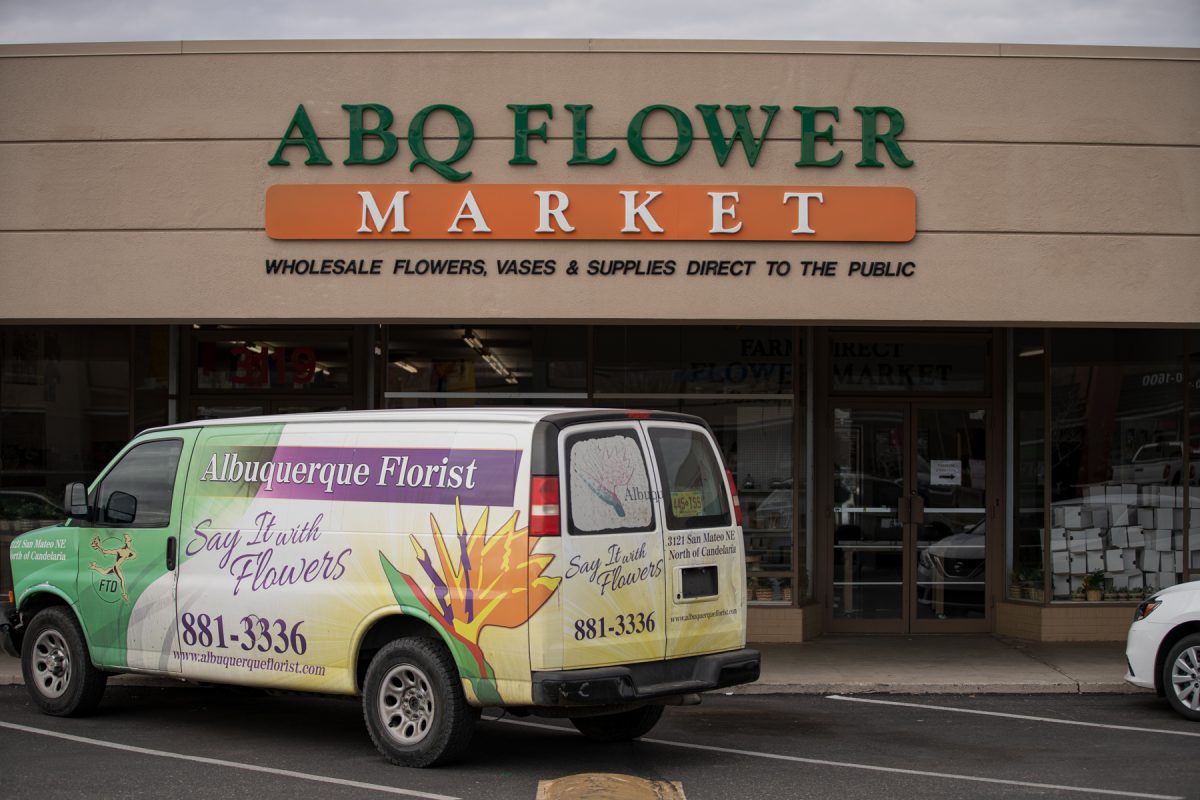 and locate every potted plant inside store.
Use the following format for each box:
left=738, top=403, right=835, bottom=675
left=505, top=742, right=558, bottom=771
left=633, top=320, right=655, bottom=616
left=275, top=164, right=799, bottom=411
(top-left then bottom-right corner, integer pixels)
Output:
left=1026, top=568, right=1045, bottom=603
left=1013, top=567, right=1044, bottom=602
left=1008, top=569, right=1024, bottom=600
left=1082, top=570, right=1106, bottom=602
